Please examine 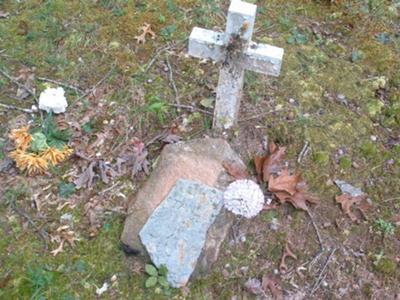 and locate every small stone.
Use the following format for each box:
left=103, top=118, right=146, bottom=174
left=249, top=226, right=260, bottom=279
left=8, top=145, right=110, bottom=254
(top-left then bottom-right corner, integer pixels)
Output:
left=352, top=161, right=360, bottom=169
left=334, top=180, right=364, bottom=197
left=370, top=135, right=377, bottom=142
left=60, top=213, right=73, bottom=225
